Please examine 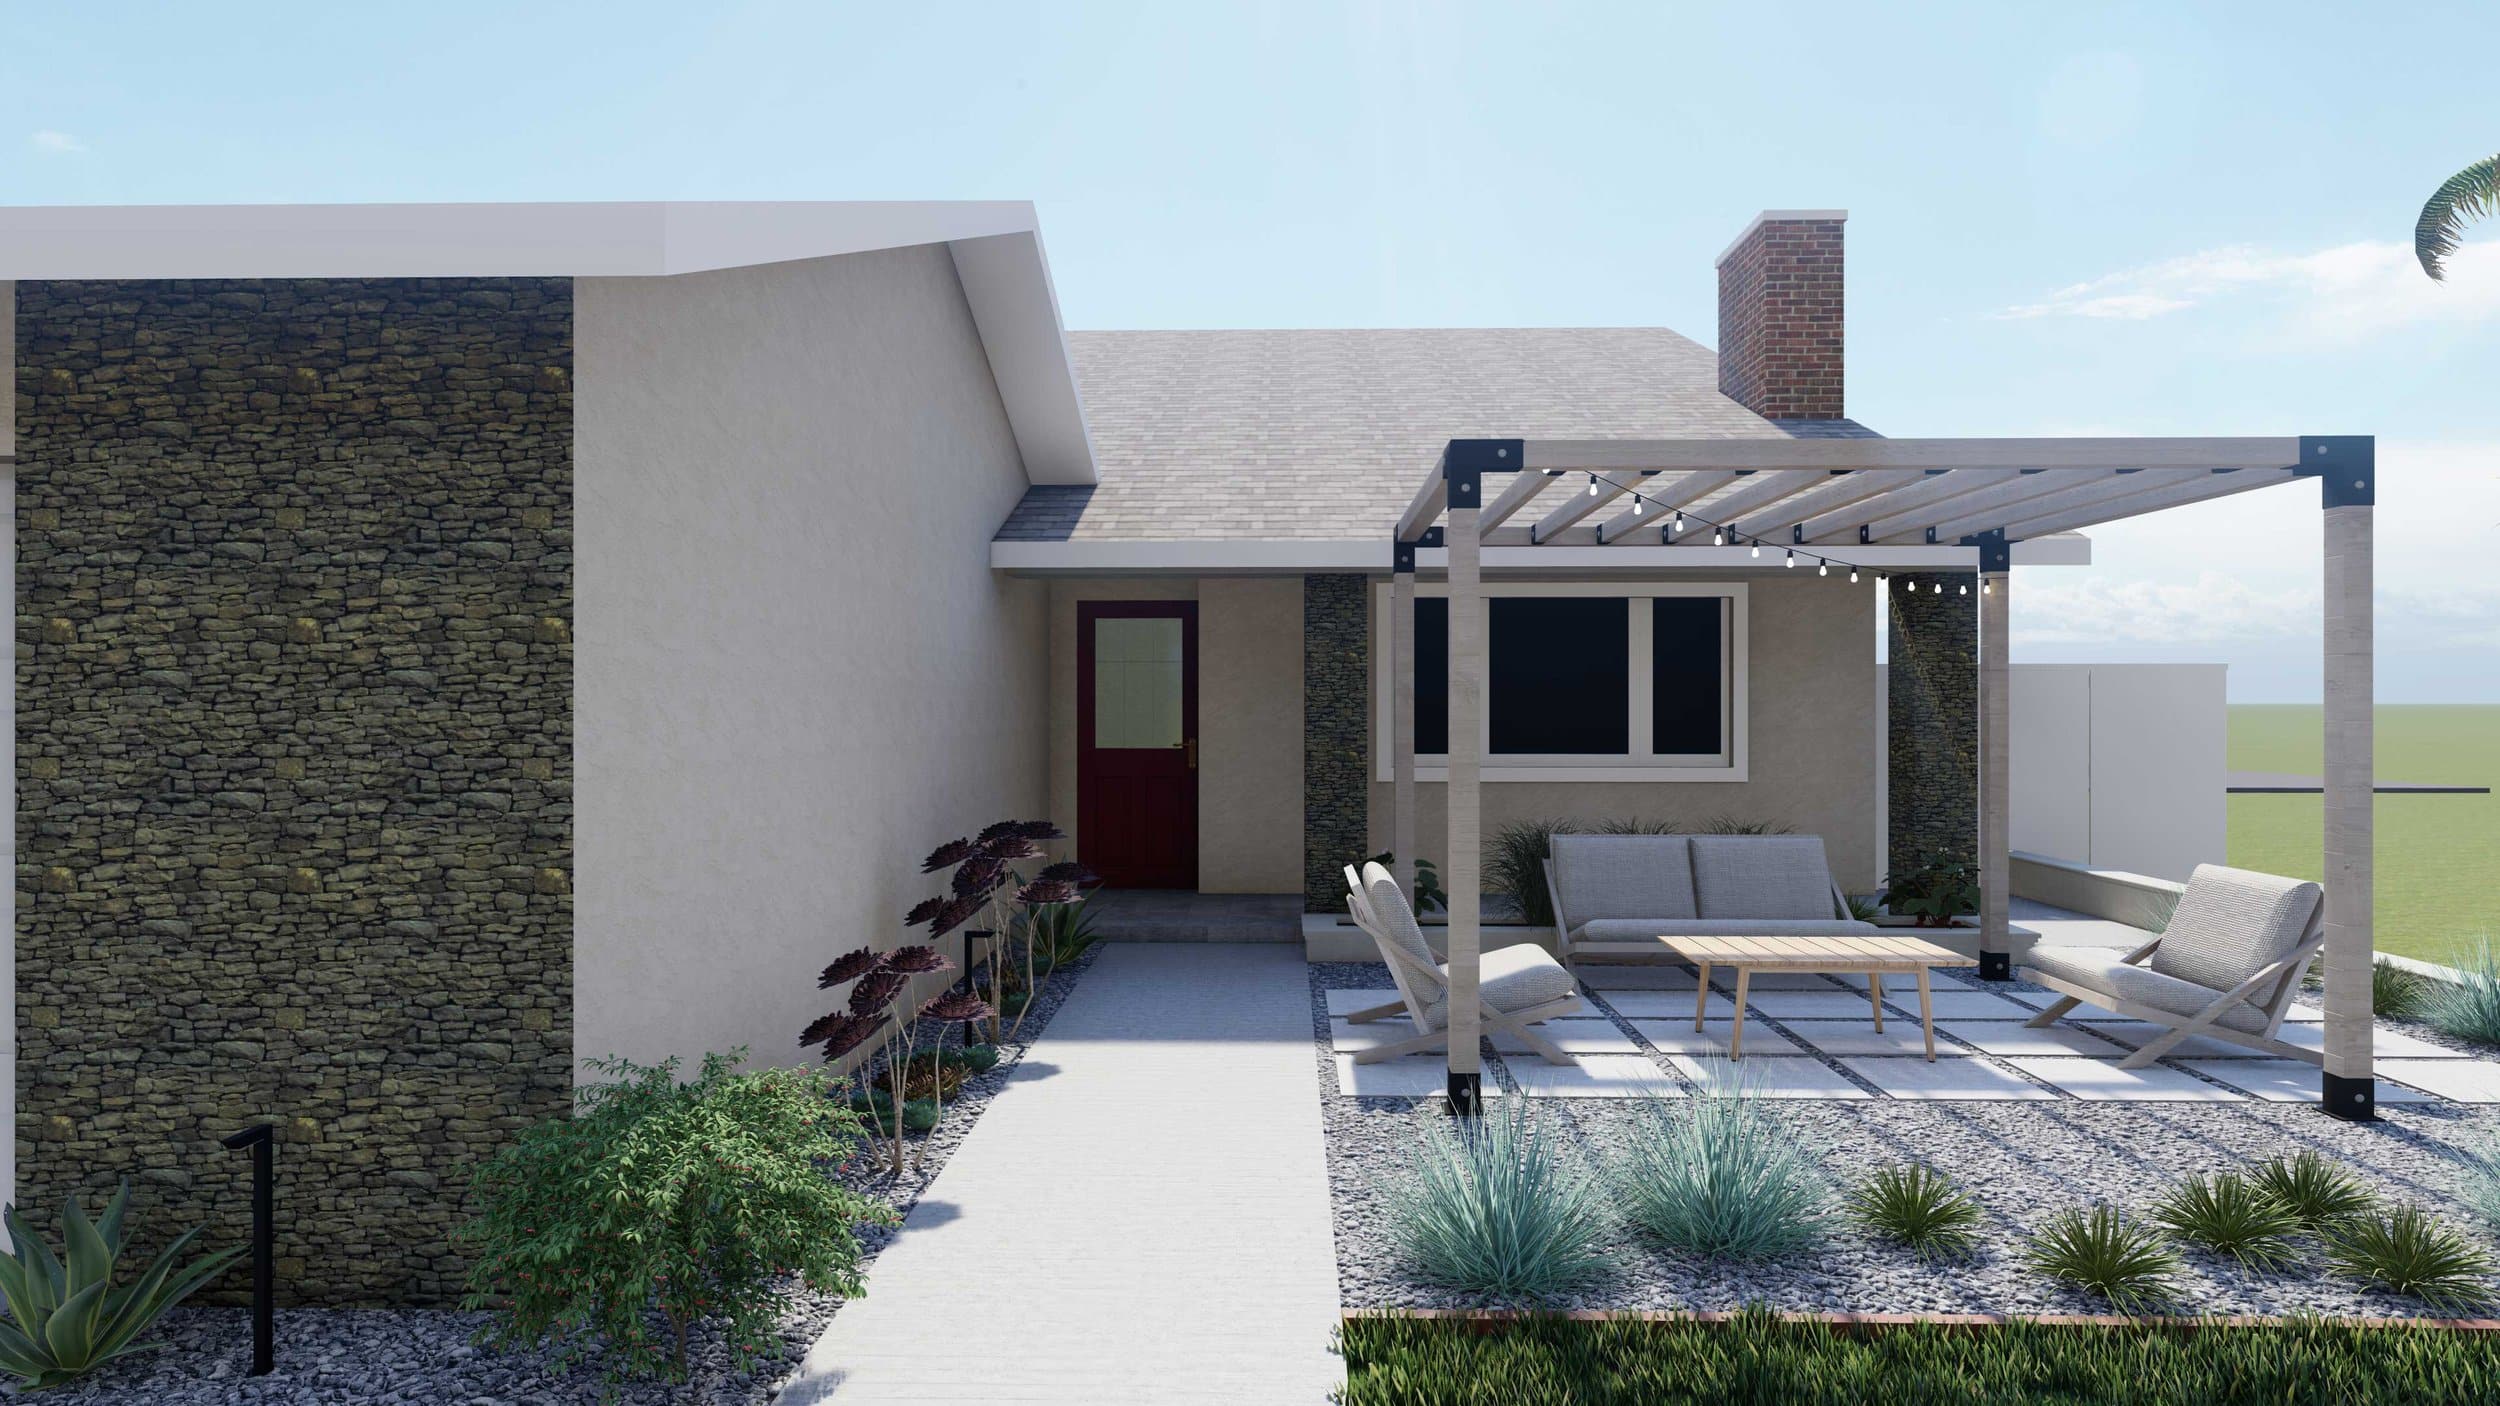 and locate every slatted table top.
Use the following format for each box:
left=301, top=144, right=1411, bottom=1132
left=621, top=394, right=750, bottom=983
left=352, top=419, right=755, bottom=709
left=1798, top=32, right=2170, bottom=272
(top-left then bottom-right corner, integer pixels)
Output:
left=1660, top=934, right=1973, bottom=970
